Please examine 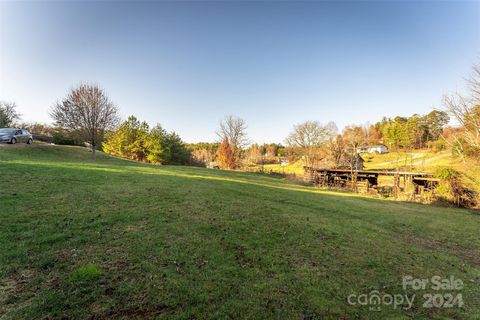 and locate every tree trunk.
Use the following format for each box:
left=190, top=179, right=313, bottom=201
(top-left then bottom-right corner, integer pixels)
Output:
left=91, top=144, right=96, bottom=160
